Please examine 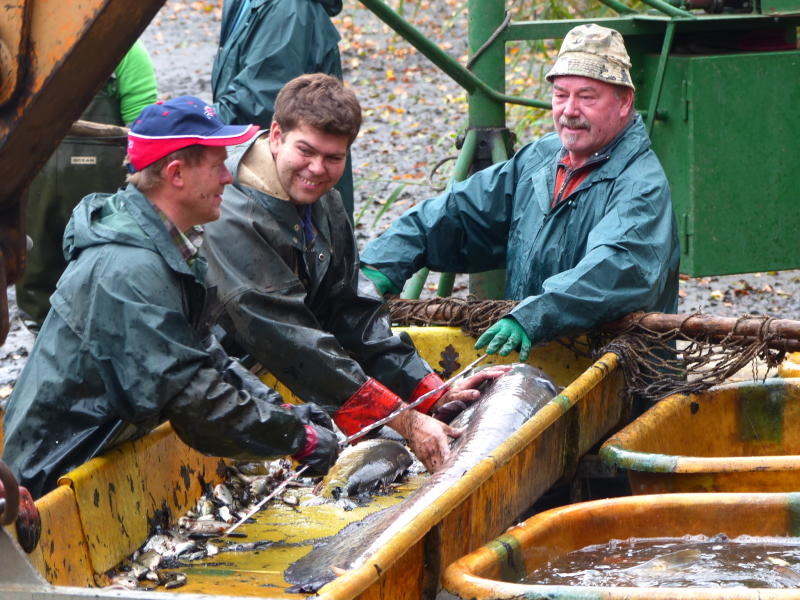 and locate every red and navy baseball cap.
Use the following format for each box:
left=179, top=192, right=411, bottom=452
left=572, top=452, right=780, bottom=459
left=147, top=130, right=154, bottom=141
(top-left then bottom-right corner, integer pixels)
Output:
left=127, top=96, right=259, bottom=171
